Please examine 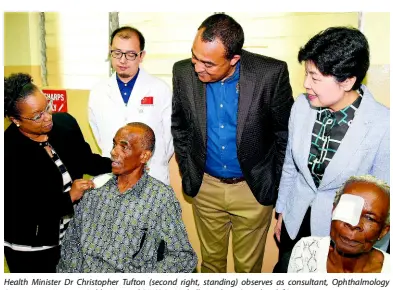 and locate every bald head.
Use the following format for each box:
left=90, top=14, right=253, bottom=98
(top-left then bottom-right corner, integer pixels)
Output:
left=110, top=26, right=145, bottom=51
